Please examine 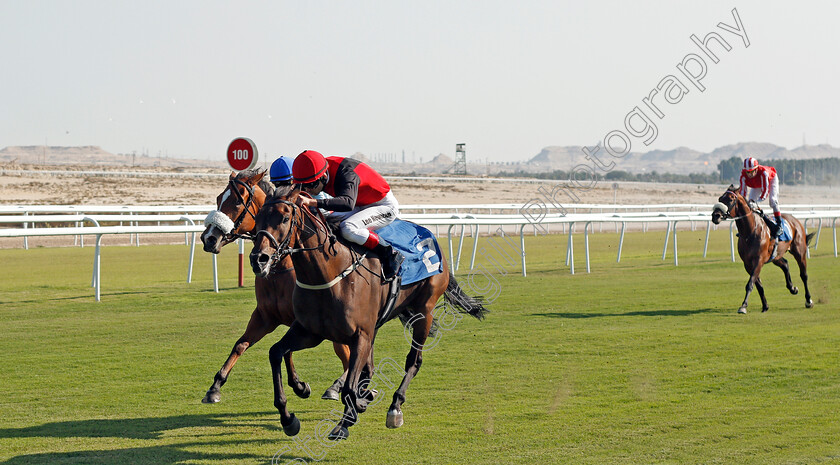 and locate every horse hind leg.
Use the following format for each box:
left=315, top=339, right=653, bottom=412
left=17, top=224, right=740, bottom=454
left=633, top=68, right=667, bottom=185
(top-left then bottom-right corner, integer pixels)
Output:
left=387, top=306, right=435, bottom=429
left=202, top=309, right=278, bottom=404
